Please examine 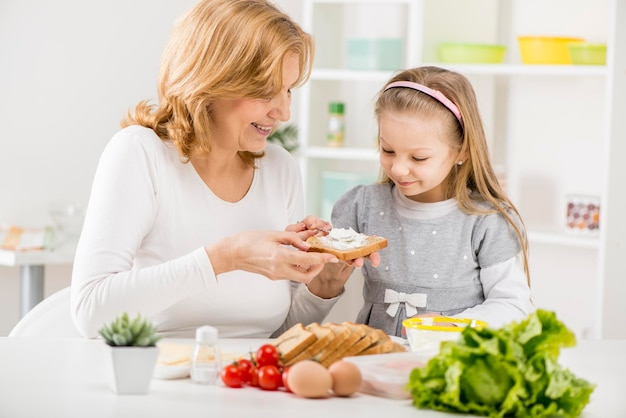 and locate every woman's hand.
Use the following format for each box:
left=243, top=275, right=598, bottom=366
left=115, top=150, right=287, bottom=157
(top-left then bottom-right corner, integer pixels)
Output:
left=205, top=230, right=338, bottom=283
left=286, top=216, right=331, bottom=236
